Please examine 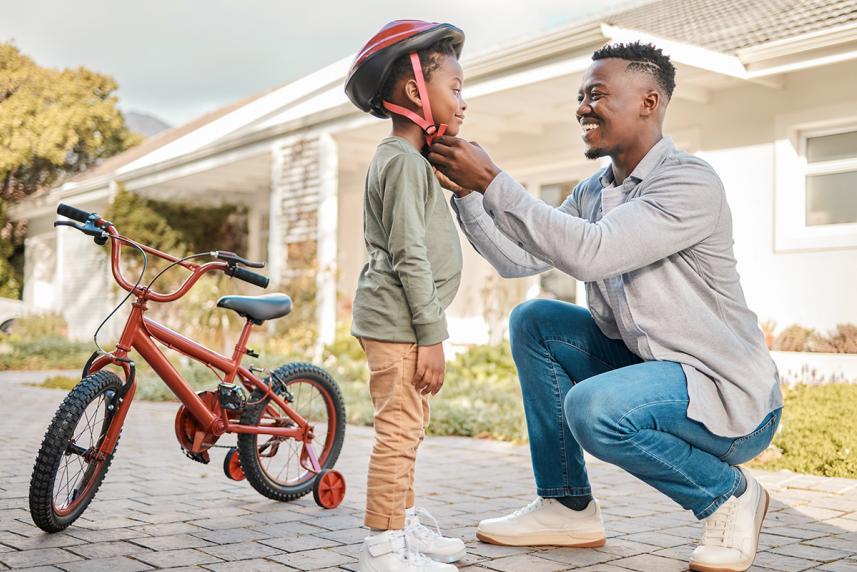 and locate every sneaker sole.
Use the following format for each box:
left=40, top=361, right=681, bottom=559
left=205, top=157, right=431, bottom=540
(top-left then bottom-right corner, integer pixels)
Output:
left=476, top=530, right=606, bottom=547
left=424, top=548, right=466, bottom=563
left=689, top=487, right=770, bottom=572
